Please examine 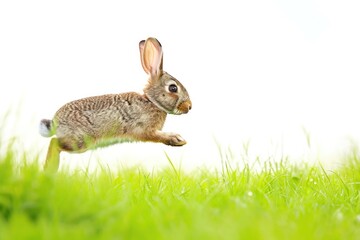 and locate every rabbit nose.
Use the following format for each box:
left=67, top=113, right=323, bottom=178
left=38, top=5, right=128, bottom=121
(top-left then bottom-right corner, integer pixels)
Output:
left=184, top=100, right=192, bottom=112
left=178, top=100, right=192, bottom=114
